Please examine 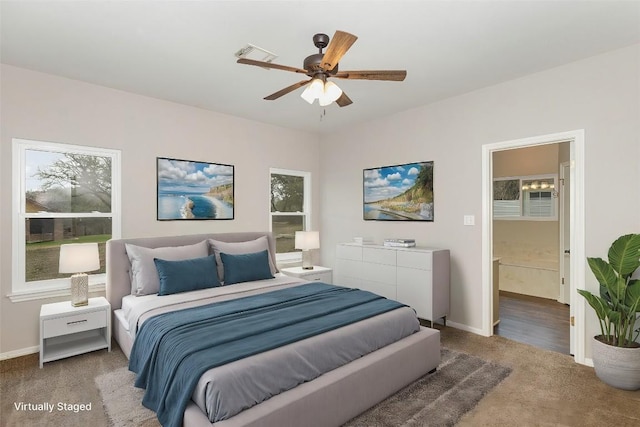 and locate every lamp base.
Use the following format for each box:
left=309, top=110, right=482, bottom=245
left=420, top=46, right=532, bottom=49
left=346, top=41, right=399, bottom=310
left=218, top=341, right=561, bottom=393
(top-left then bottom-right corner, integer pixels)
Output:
left=301, top=250, right=314, bottom=270
left=70, top=273, right=89, bottom=307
